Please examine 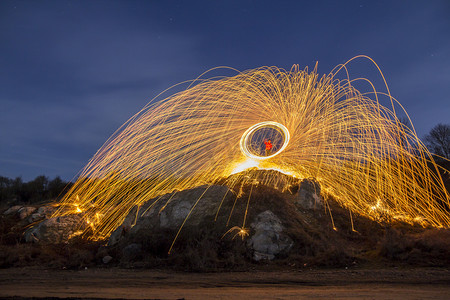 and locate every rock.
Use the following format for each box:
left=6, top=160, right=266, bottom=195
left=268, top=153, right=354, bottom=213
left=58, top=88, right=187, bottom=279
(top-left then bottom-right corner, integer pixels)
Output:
left=24, top=215, right=83, bottom=244
left=108, top=205, right=139, bottom=246
left=159, top=200, right=193, bottom=228
left=157, top=185, right=232, bottom=230
left=118, top=185, right=233, bottom=239
left=295, top=179, right=323, bottom=210
left=122, top=243, right=142, bottom=262
left=3, top=205, right=22, bottom=215
left=27, top=206, right=55, bottom=223
left=28, top=212, right=45, bottom=223
left=37, top=206, right=57, bottom=216
left=18, top=207, right=37, bottom=220
left=247, top=210, right=293, bottom=261
left=108, top=227, right=123, bottom=246
left=102, top=255, right=113, bottom=264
